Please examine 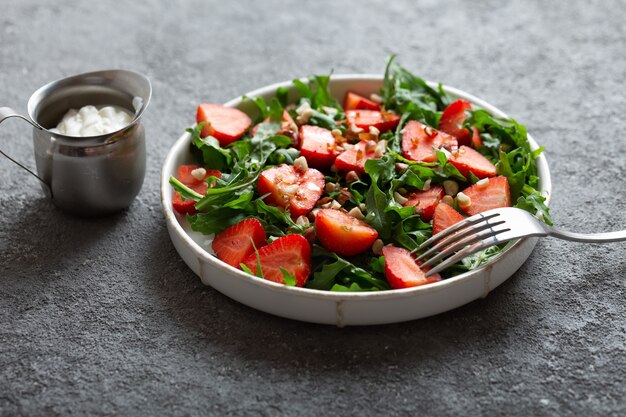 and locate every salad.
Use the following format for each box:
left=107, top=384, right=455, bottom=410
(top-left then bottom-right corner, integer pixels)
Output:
left=170, top=57, right=550, bottom=292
